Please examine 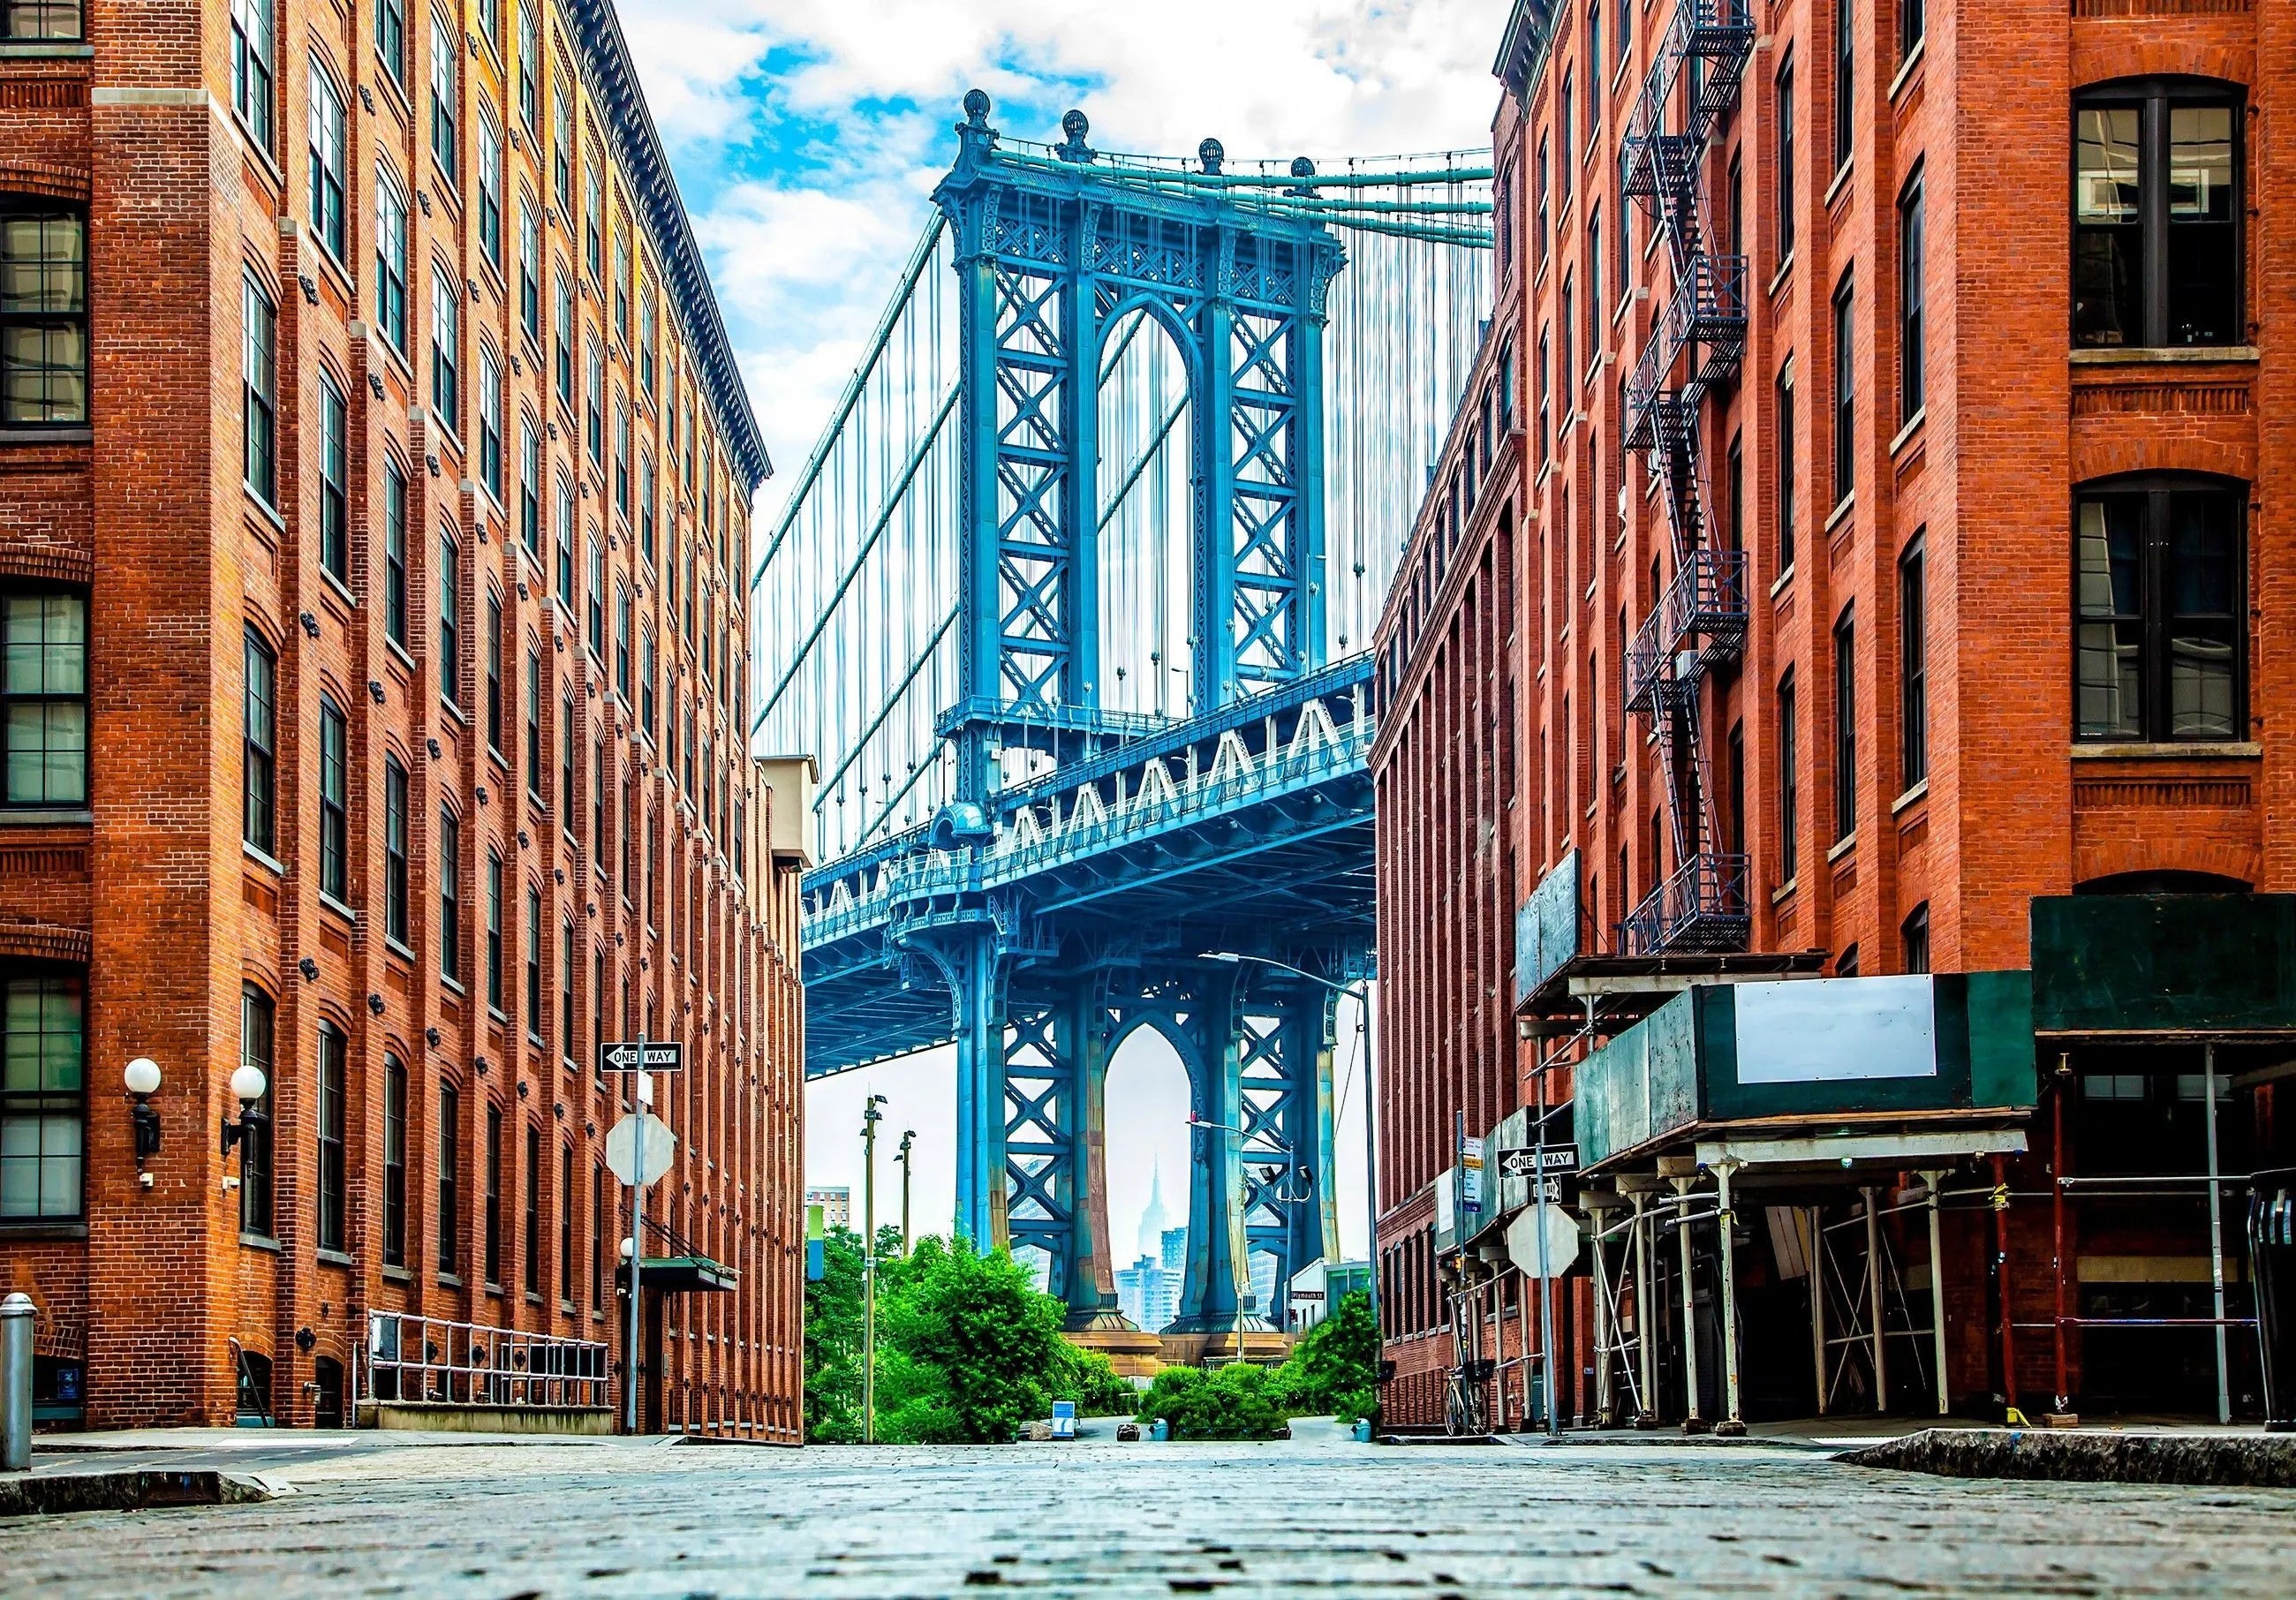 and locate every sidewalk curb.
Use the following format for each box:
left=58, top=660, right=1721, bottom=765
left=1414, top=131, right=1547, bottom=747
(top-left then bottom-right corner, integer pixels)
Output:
left=1845, top=1428, right=2296, bottom=1488
left=0, top=1469, right=291, bottom=1519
